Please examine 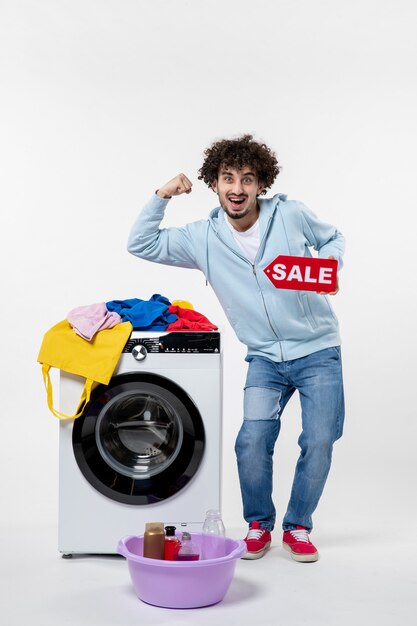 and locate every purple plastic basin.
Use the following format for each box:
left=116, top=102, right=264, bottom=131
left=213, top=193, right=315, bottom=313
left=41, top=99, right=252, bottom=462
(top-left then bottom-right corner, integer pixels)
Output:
left=117, top=533, right=246, bottom=609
